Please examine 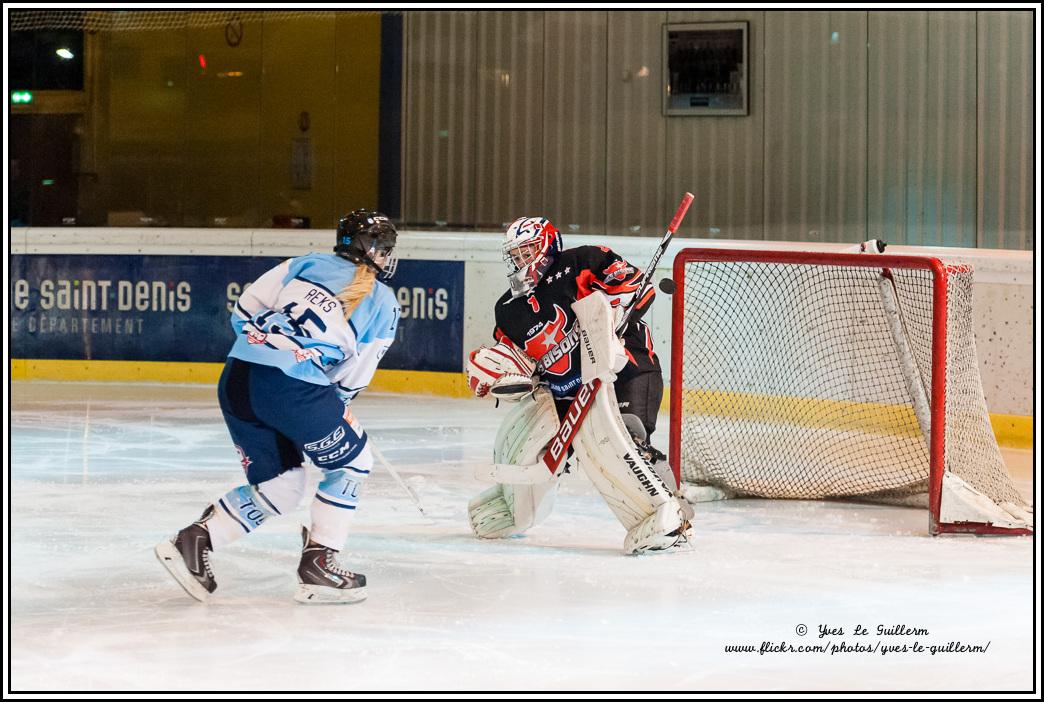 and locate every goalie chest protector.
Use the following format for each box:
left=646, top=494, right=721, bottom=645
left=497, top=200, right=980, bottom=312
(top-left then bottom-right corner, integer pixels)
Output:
left=493, top=245, right=660, bottom=399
